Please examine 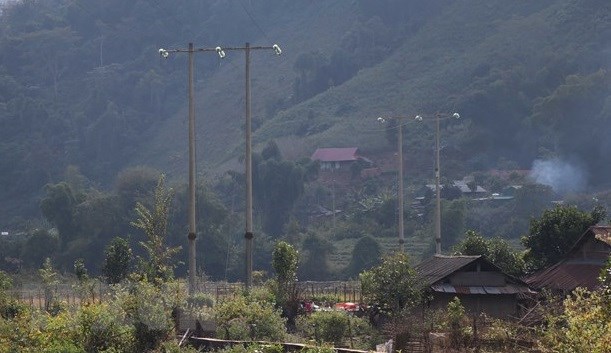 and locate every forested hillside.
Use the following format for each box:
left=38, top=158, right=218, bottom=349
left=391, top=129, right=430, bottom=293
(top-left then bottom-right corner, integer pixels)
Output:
left=0, top=0, right=610, bottom=278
